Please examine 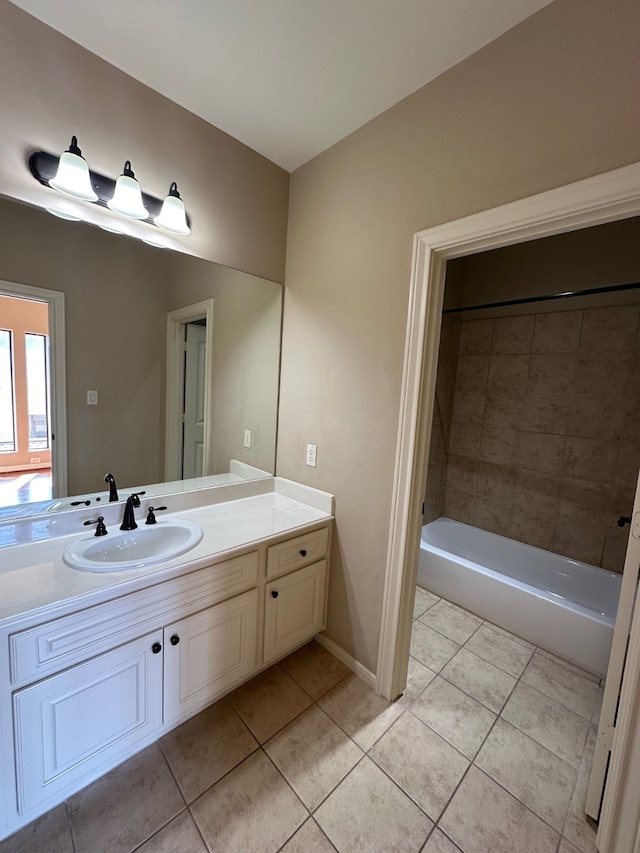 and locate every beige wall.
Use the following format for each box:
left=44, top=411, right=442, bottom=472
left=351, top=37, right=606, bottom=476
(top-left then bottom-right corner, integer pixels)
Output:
left=0, top=0, right=289, bottom=284
left=277, top=0, right=640, bottom=673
